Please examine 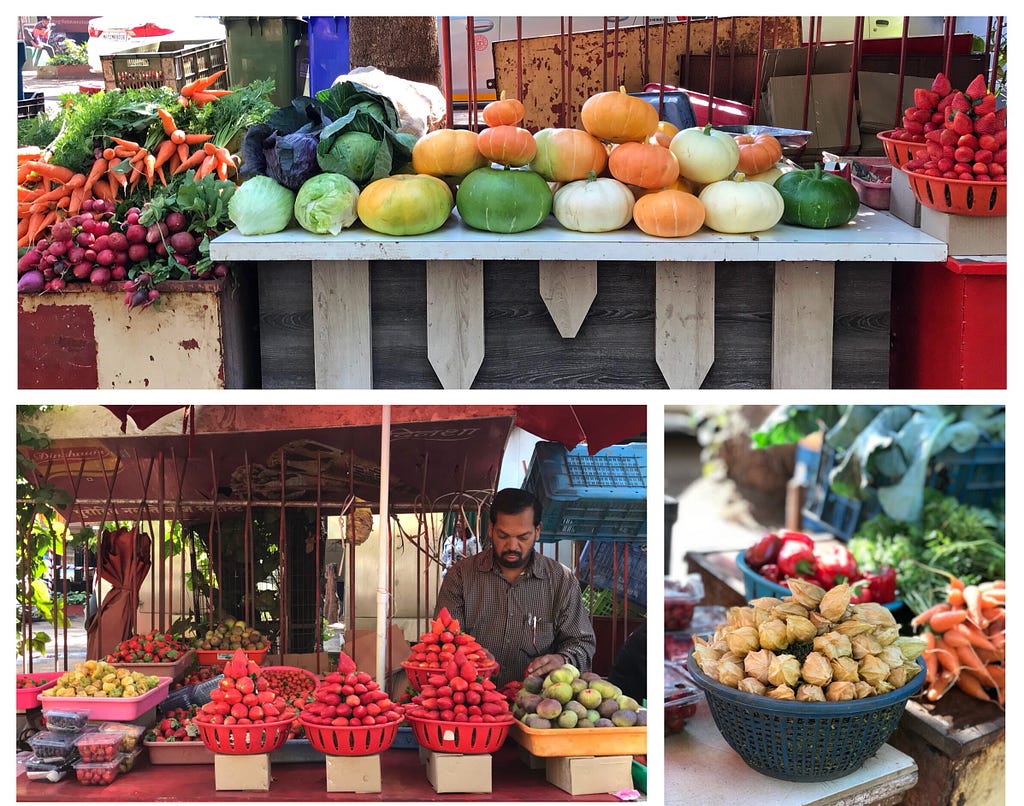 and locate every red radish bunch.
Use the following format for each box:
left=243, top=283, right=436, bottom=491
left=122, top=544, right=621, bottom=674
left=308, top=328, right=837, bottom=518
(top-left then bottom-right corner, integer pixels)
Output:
left=301, top=652, right=404, bottom=727
left=405, top=607, right=495, bottom=672
left=192, top=648, right=297, bottom=727
left=404, top=647, right=514, bottom=724
left=901, top=73, right=1007, bottom=182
